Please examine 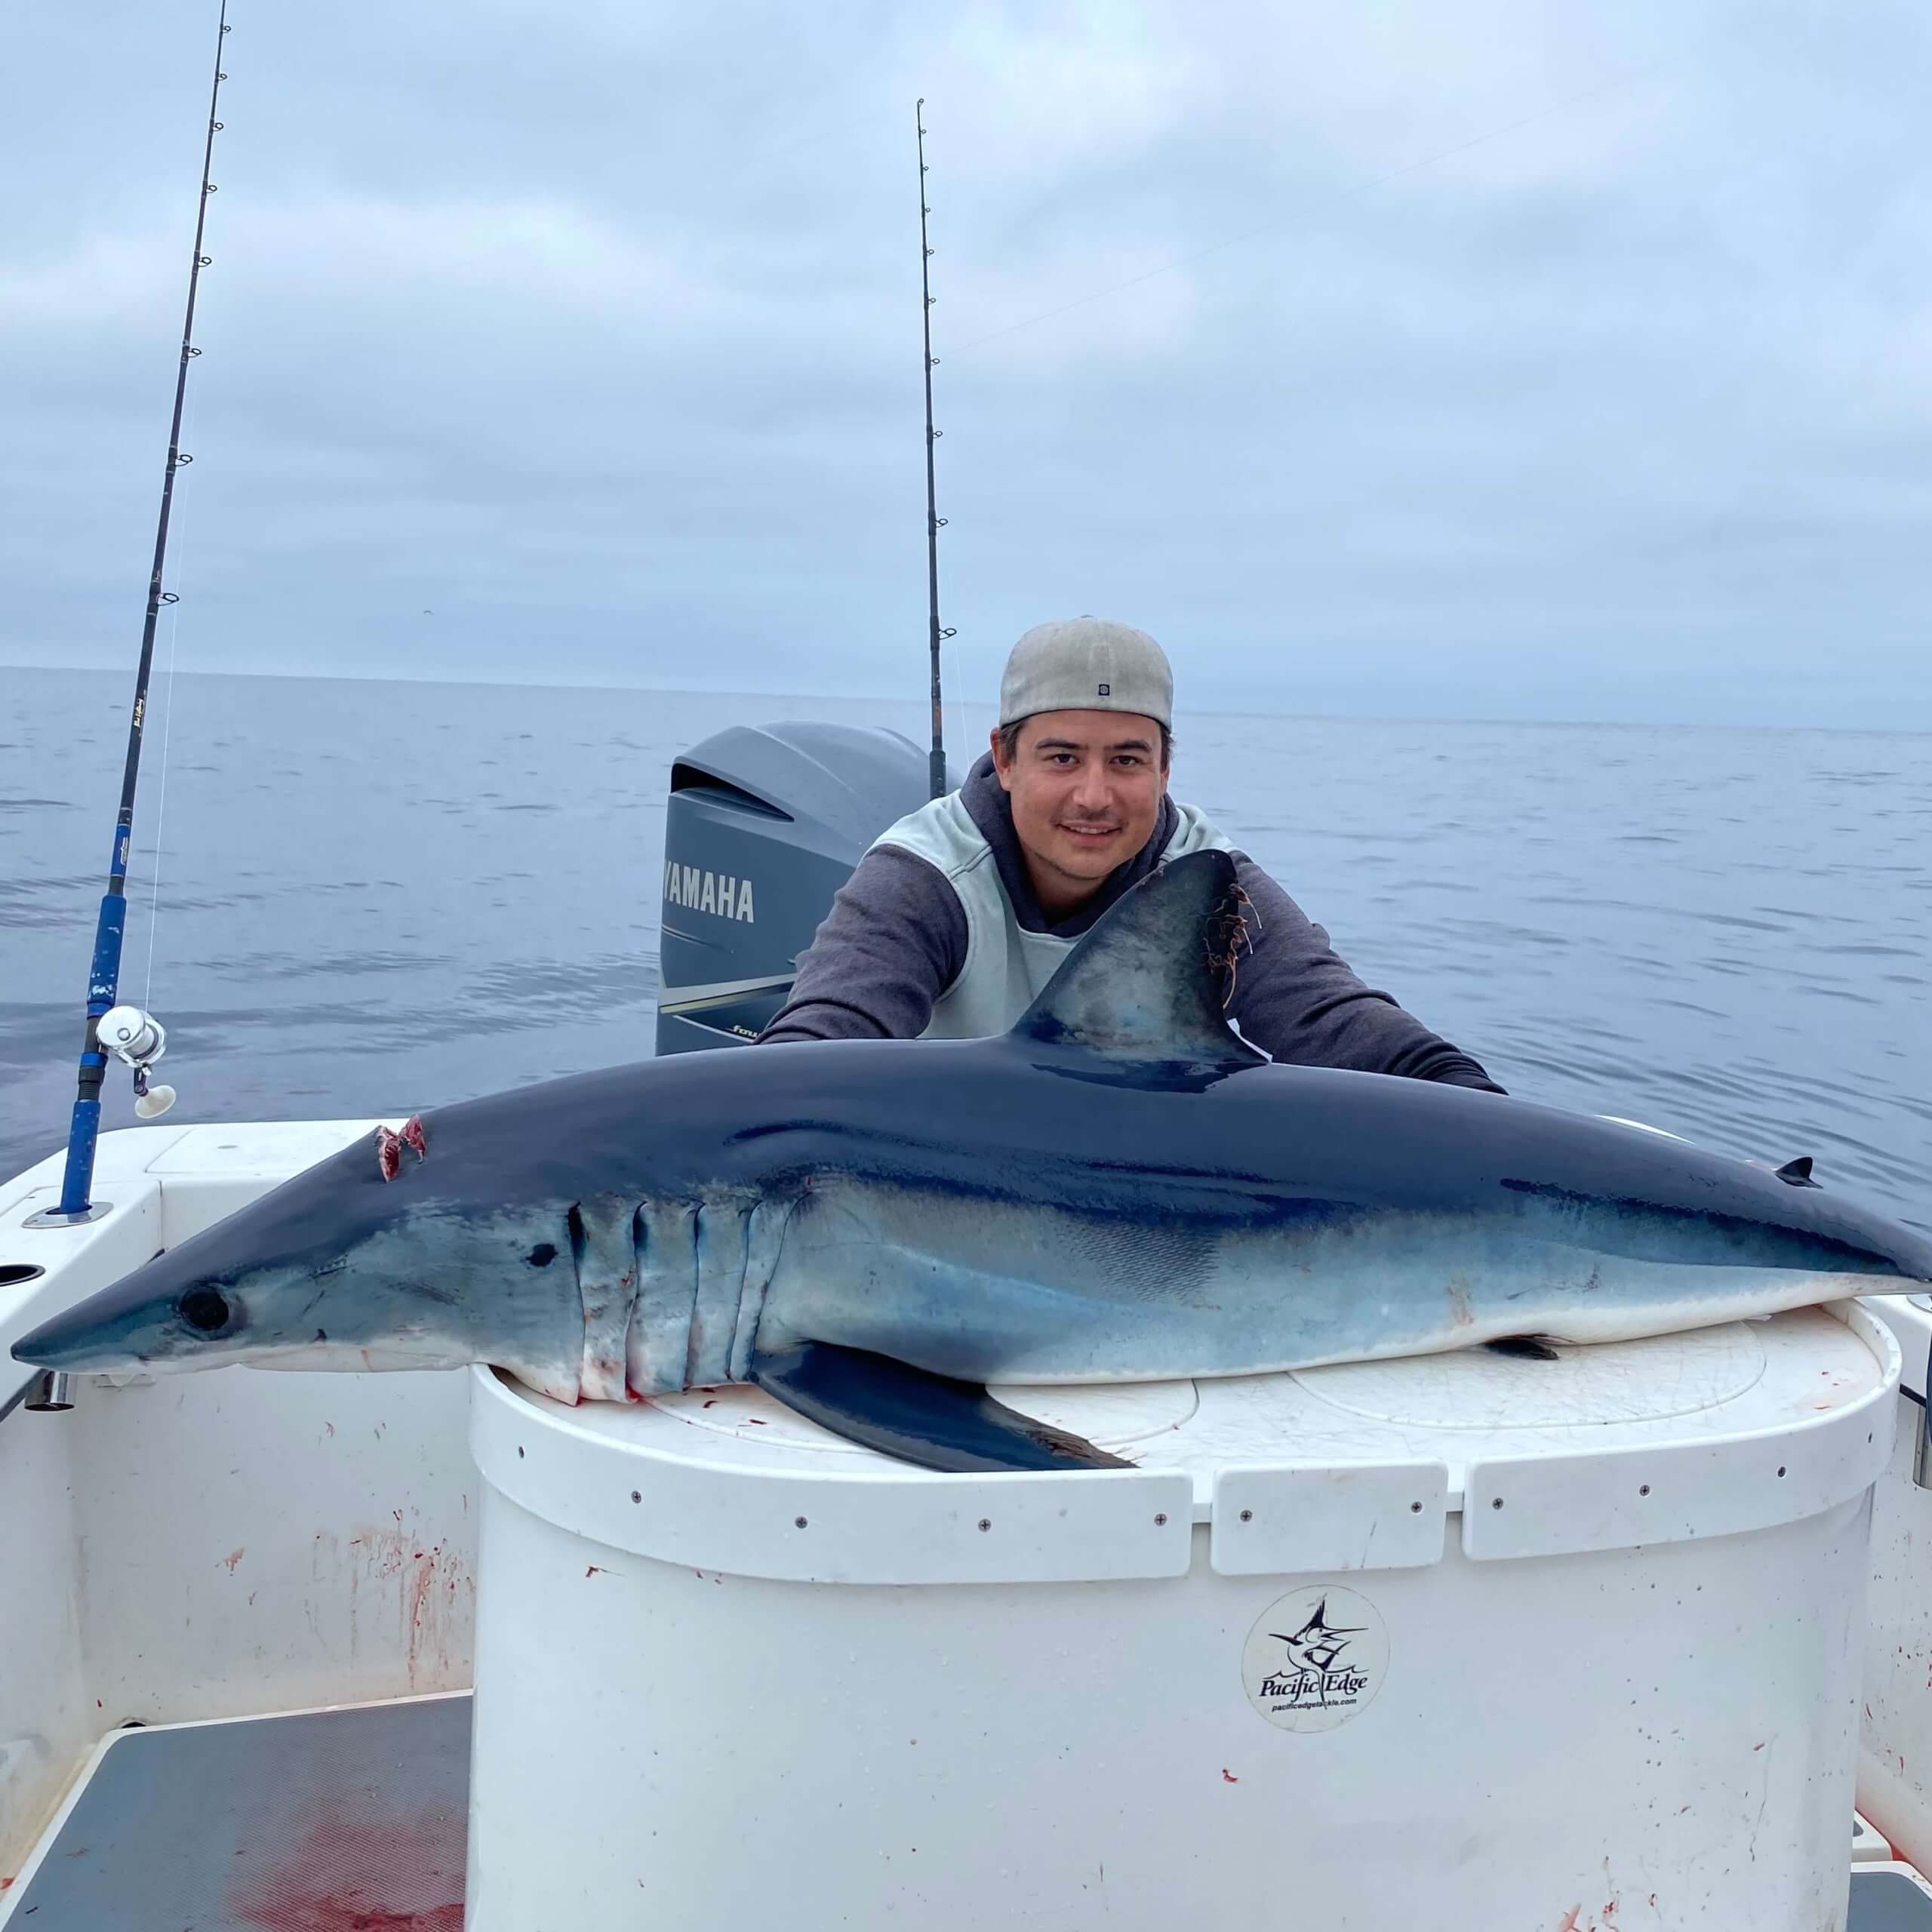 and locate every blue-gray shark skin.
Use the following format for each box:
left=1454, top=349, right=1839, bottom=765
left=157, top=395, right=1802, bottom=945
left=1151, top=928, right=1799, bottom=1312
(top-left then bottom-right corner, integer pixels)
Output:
left=14, top=852, right=1932, bottom=1472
